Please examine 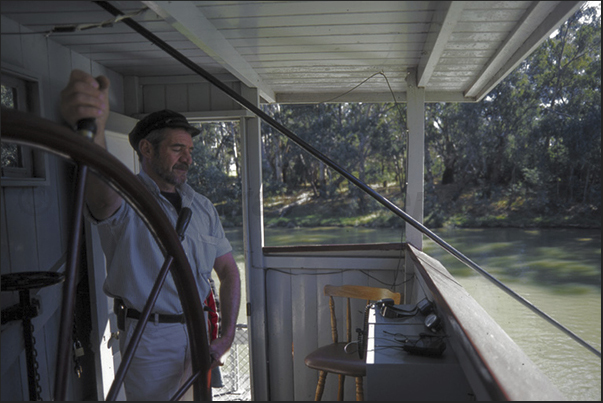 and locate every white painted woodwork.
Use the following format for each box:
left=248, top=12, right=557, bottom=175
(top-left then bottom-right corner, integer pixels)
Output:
left=0, top=1, right=585, bottom=103
left=143, top=1, right=276, bottom=103
left=405, top=69, right=425, bottom=249
left=1, top=2, right=588, bottom=401
left=239, top=86, right=270, bottom=400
